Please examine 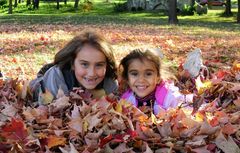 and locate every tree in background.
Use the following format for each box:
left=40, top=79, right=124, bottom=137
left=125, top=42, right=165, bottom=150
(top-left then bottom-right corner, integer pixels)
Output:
left=225, top=0, right=232, bottom=16
left=8, top=0, right=12, bottom=14
left=14, top=0, right=17, bottom=7
left=57, top=0, right=60, bottom=9
left=32, top=0, right=39, bottom=9
left=74, top=0, right=80, bottom=9
left=237, top=0, right=240, bottom=23
left=168, top=0, right=178, bottom=24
